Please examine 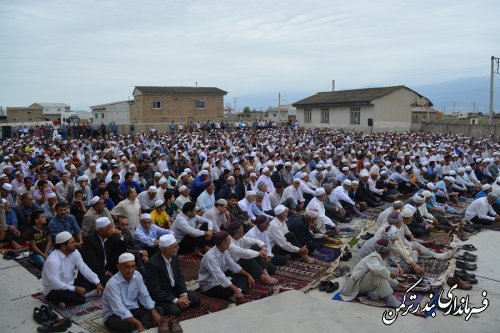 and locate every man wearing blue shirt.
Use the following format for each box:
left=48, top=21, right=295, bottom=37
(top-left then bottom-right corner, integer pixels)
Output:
left=102, top=253, right=162, bottom=332
left=48, top=202, right=82, bottom=246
